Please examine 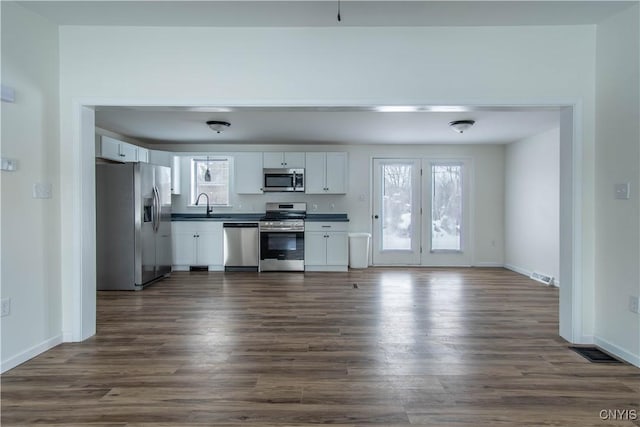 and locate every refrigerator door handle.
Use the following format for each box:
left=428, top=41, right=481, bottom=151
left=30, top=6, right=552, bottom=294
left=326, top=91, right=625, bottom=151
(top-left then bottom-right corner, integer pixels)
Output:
left=156, top=186, right=161, bottom=233
left=151, top=188, right=155, bottom=232
left=153, top=186, right=160, bottom=233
